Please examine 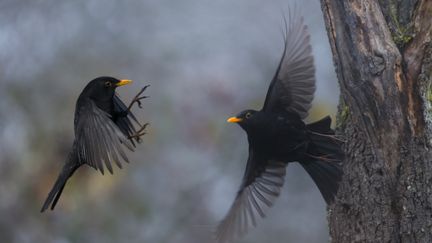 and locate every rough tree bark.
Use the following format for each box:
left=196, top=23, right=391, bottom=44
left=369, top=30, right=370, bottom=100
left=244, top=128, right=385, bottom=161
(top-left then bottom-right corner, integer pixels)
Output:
left=319, top=0, right=432, bottom=242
